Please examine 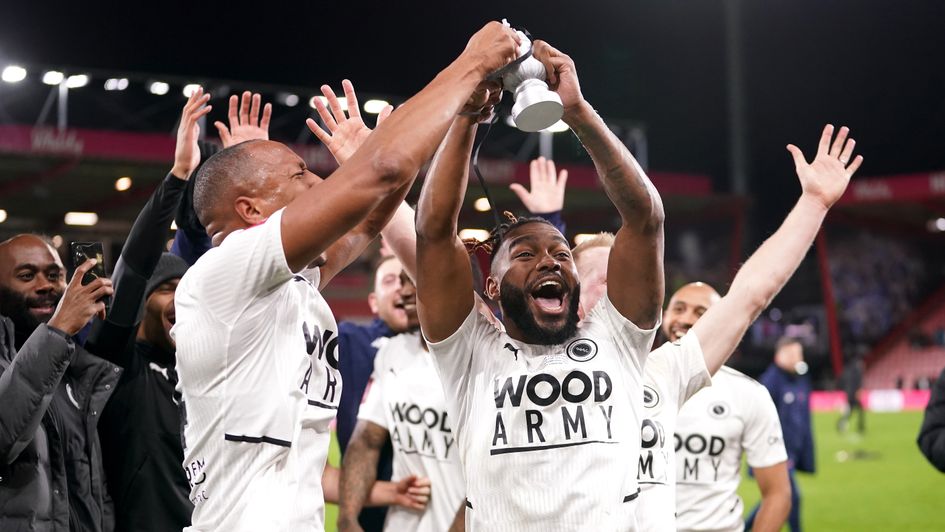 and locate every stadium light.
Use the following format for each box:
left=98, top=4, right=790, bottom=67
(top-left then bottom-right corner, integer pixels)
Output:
left=42, top=71, right=65, bottom=85
left=277, top=92, right=299, bottom=107
left=363, top=99, right=390, bottom=114
left=543, top=120, right=570, bottom=133
left=309, top=95, right=347, bottom=109
left=458, top=228, right=491, bottom=242
left=65, top=74, right=89, bottom=89
left=474, top=197, right=491, bottom=212
left=1, top=65, right=27, bottom=83
left=0, top=209, right=7, bottom=223
left=104, top=78, right=129, bottom=91
left=929, top=217, right=945, bottom=233
left=182, top=84, right=201, bottom=97
left=171, top=220, right=178, bottom=231
left=149, top=81, right=170, bottom=95
left=64, top=212, right=99, bottom=226
left=51, top=235, right=63, bottom=248
left=115, top=176, right=132, bottom=191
